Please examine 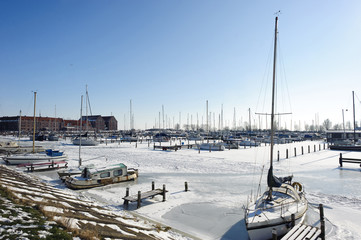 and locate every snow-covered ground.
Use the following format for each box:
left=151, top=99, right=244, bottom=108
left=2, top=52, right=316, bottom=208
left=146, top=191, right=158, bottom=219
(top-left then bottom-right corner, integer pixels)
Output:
left=1, top=136, right=361, bottom=240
